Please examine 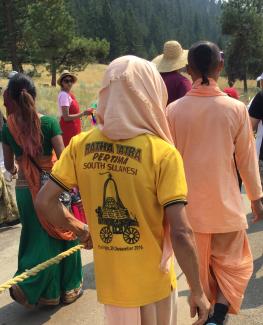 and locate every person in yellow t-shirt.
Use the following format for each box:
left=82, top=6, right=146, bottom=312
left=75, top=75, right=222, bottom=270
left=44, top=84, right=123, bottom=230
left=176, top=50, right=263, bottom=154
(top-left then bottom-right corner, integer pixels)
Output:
left=36, top=56, right=210, bottom=325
